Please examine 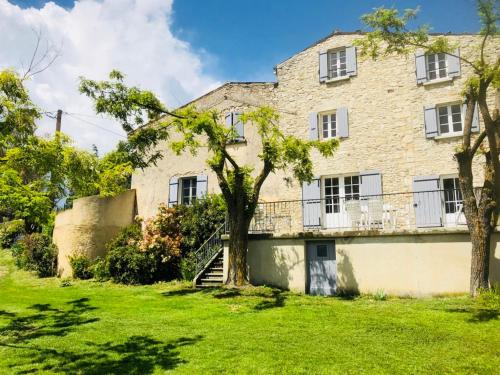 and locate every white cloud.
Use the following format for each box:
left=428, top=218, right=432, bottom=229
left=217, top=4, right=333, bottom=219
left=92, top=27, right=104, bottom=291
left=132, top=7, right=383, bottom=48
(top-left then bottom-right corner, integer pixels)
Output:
left=0, top=0, right=221, bottom=153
